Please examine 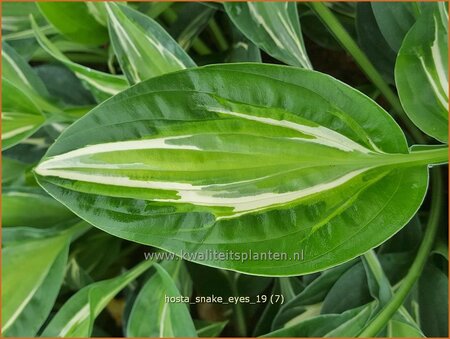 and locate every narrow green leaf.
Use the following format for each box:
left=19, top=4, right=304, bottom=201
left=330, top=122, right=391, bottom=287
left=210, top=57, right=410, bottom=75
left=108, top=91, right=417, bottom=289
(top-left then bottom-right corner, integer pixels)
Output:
left=418, top=263, right=448, bottom=337
left=2, top=78, right=45, bottom=150
left=195, top=320, right=228, bottom=337
left=168, top=3, right=215, bottom=51
left=1, top=223, right=84, bottom=336
left=37, top=2, right=108, bottom=46
left=371, top=3, right=418, bottom=52
left=126, top=262, right=197, bottom=337
left=262, top=303, right=375, bottom=337
left=105, top=3, right=196, bottom=85
left=35, top=64, right=438, bottom=276
left=31, top=17, right=128, bottom=102
left=355, top=3, right=396, bottom=84
left=2, top=42, right=49, bottom=98
left=225, top=2, right=312, bottom=69
left=395, top=3, right=448, bottom=142
left=42, top=258, right=155, bottom=337
left=2, top=189, right=74, bottom=228
left=2, top=157, right=30, bottom=185
left=29, top=32, right=116, bottom=101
